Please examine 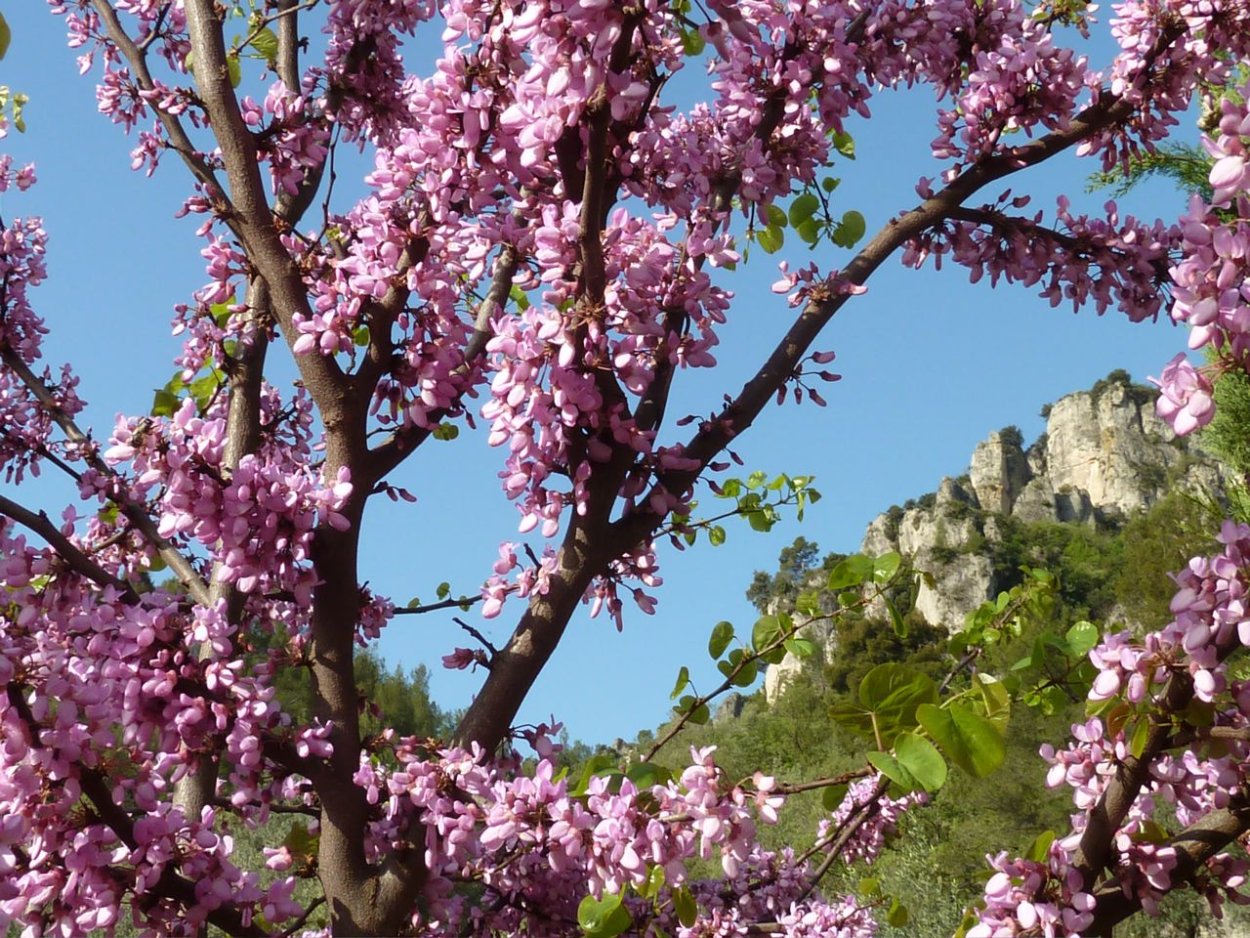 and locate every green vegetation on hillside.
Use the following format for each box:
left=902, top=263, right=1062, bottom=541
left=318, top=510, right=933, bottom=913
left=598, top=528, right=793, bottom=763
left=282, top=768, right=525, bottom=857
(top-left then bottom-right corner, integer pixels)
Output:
left=627, top=458, right=1243, bottom=936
